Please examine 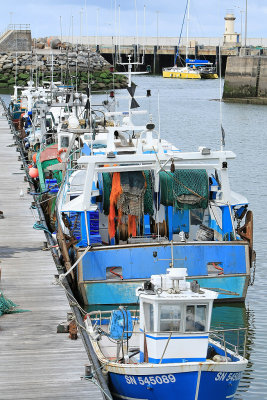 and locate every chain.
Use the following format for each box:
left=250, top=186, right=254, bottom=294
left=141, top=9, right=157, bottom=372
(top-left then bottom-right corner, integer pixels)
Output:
left=249, top=250, right=256, bottom=286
